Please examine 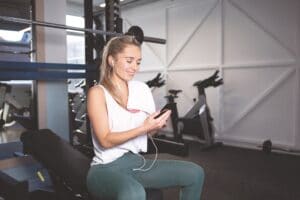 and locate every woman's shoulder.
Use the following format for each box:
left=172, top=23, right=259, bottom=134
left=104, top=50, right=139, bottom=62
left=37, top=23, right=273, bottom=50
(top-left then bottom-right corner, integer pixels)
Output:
left=87, top=85, right=107, bottom=114
left=88, top=84, right=105, bottom=98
